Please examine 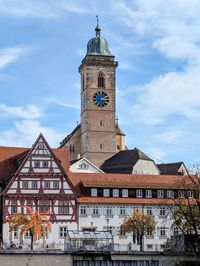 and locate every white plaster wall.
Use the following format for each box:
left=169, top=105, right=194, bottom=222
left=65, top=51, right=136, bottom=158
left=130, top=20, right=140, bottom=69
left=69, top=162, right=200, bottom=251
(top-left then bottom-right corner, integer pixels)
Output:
left=132, top=160, right=160, bottom=175
left=78, top=203, right=173, bottom=252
